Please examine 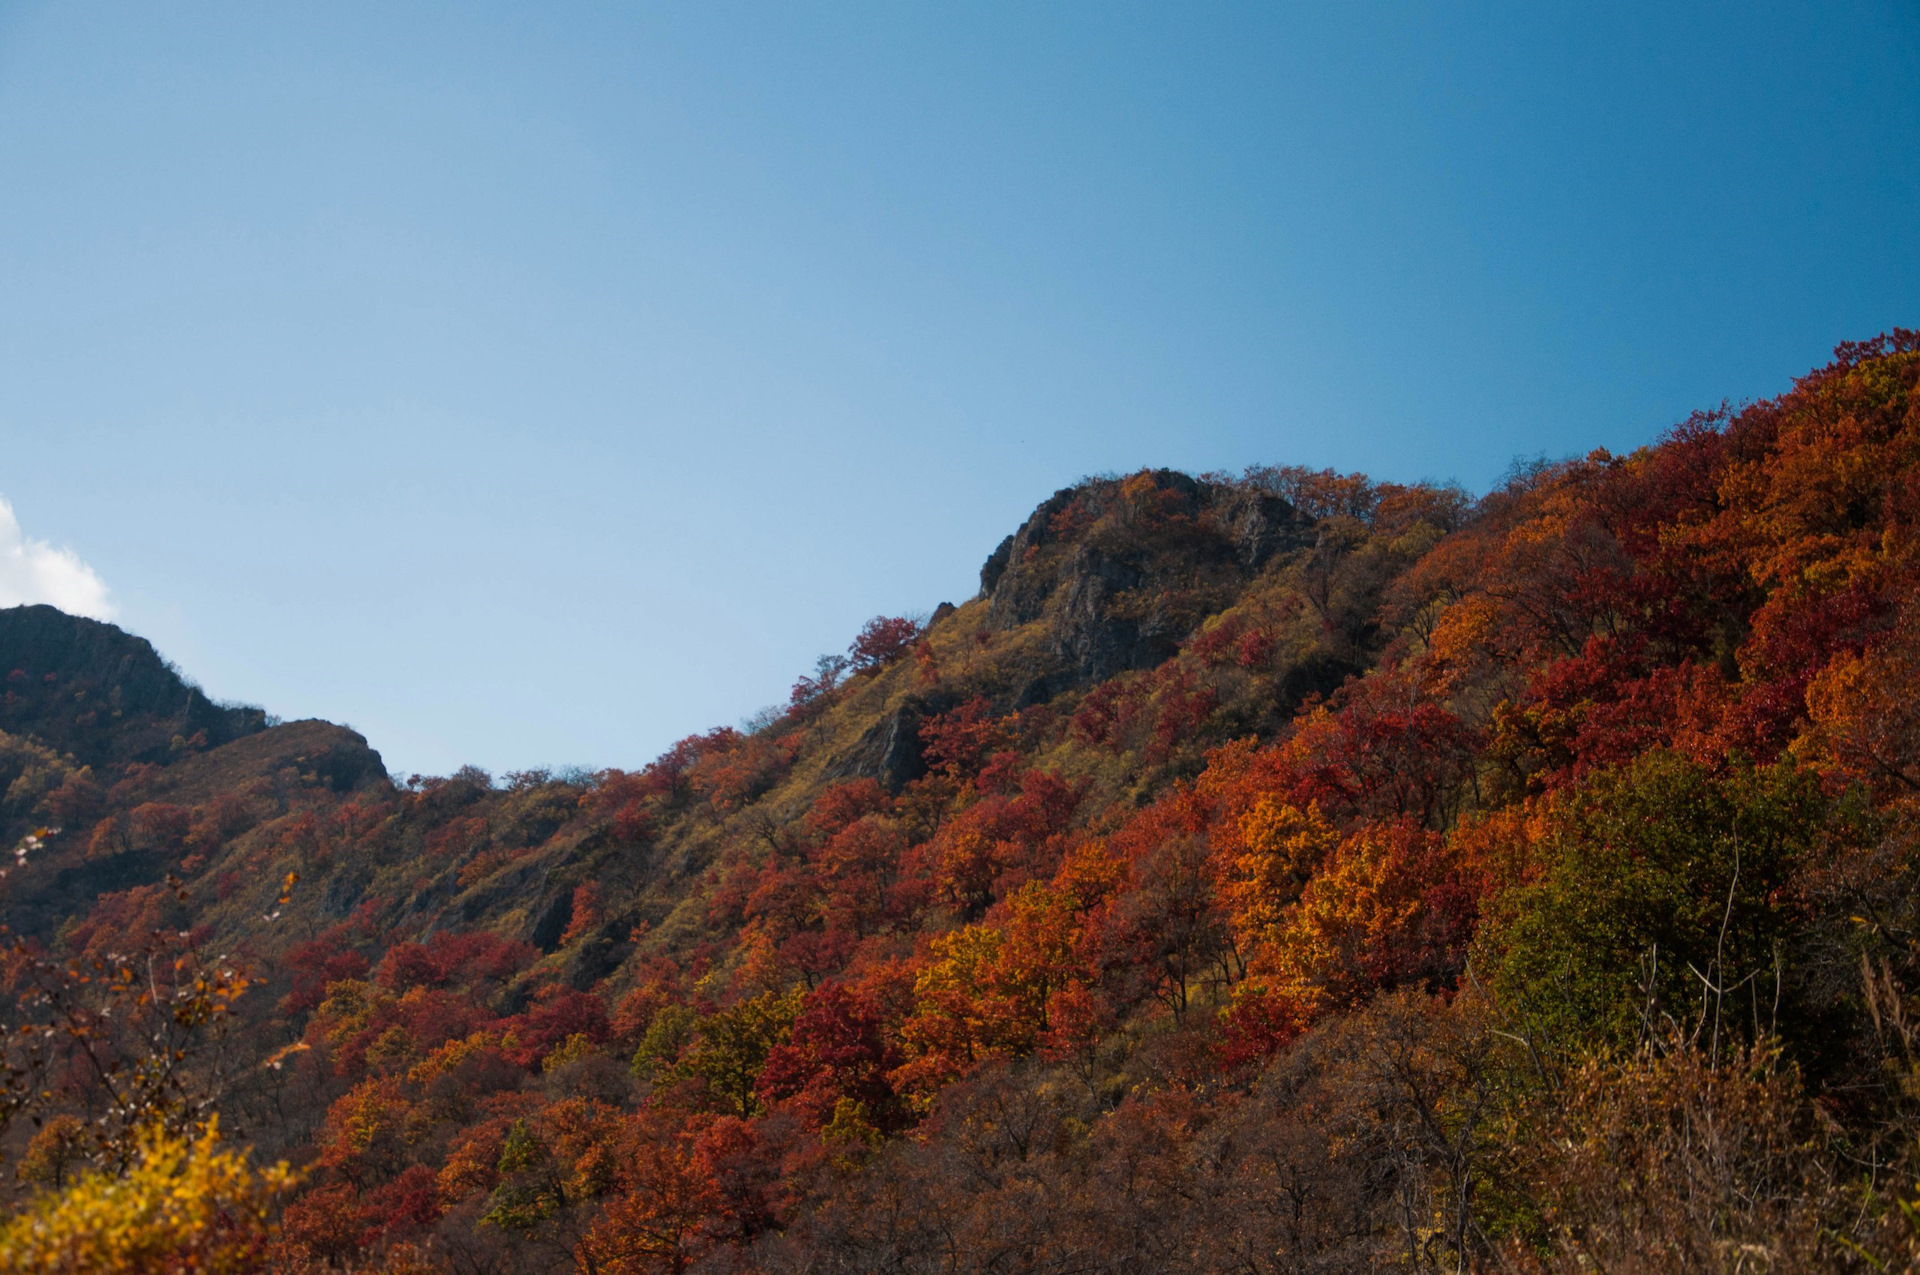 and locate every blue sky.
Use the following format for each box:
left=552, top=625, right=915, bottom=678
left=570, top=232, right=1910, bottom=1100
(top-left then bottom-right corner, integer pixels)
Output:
left=1, top=2, right=1915, bottom=777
